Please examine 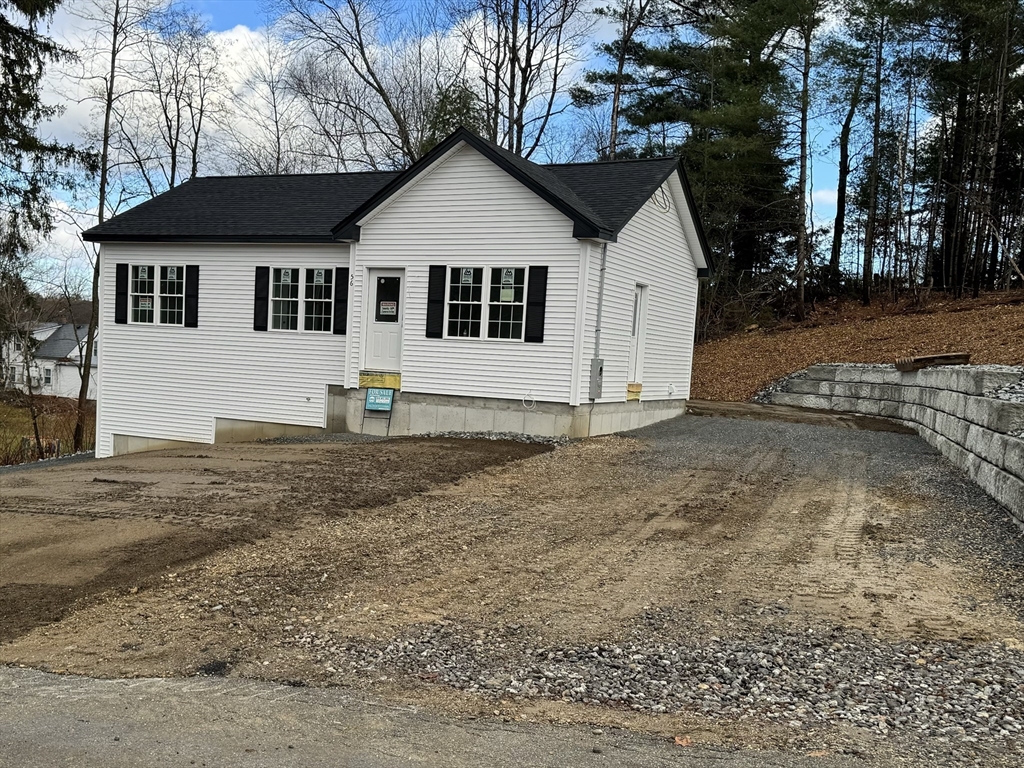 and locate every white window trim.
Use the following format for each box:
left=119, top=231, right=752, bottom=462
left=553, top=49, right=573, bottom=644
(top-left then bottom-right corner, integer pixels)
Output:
left=442, top=265, right=529, bottom=342
left=127, top=263, right=185, bottom=326
left=267, top=266, right=336, bottom=334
